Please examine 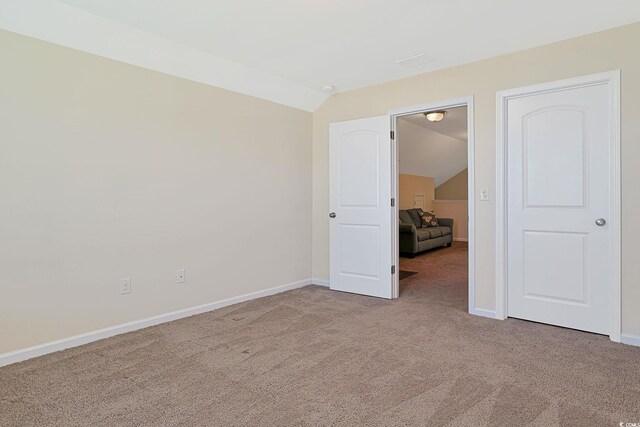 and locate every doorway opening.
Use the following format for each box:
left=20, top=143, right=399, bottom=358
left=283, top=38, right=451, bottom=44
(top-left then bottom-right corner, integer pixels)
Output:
left=390, top=98, right=477, bottom=315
